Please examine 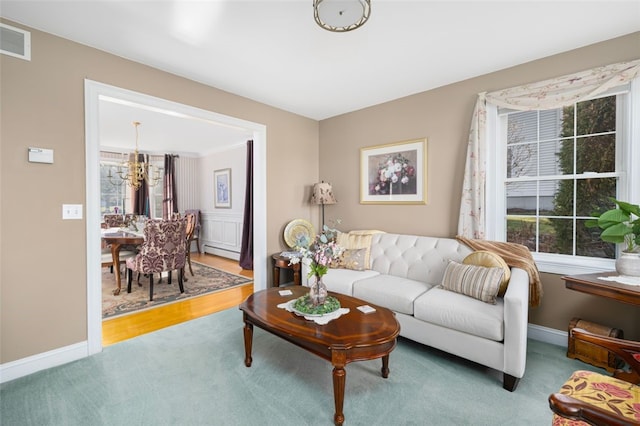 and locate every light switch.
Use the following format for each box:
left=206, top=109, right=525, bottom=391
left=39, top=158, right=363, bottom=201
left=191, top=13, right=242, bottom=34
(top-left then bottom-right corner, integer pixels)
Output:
left=62, top=204, right=83, bottom=220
